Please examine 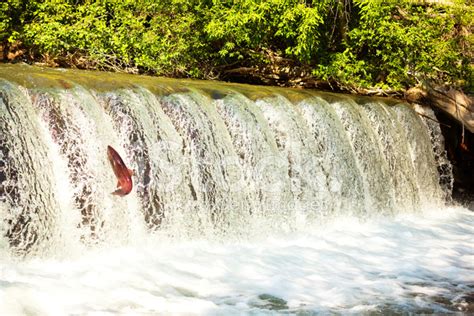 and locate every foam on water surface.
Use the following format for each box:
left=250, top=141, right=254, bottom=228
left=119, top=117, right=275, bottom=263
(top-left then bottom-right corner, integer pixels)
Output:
left=1, top=206, right=473, bottom=315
